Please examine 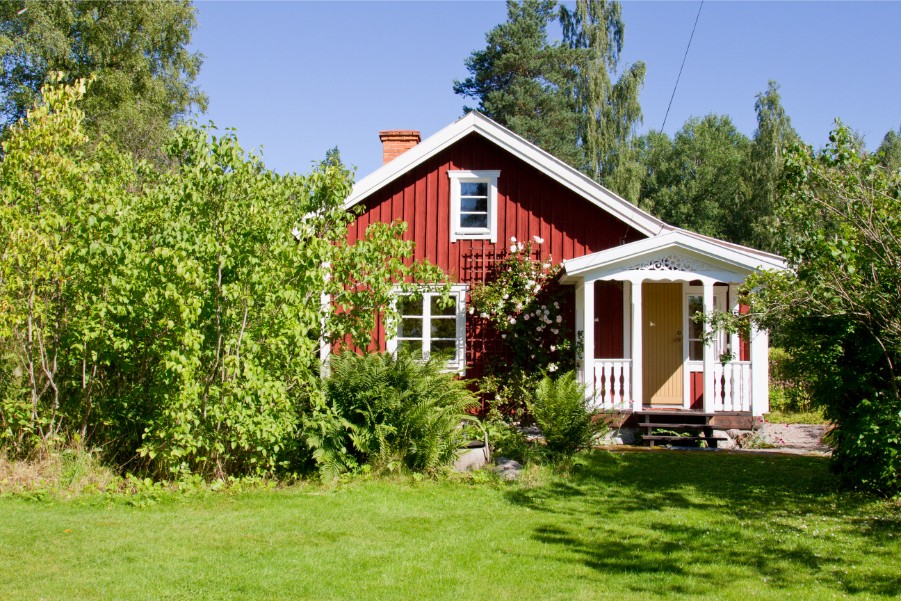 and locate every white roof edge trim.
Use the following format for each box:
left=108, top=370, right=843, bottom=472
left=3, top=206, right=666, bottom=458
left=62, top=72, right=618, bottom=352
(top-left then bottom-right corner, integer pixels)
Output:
left=673, top=227, right=786, bottom=264
left=345, top=112, right=670, bottom=238
left=561, top=231, right=787, bottom=278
